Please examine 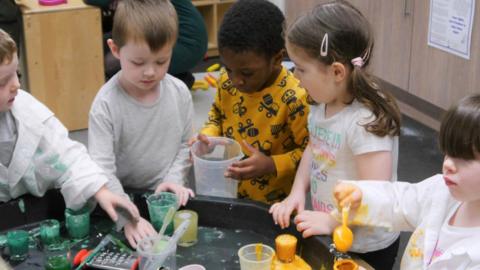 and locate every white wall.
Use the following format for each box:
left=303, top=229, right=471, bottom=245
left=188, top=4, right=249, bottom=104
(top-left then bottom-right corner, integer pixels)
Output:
left=268, top=0, right=285, bottom=14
